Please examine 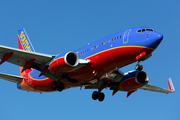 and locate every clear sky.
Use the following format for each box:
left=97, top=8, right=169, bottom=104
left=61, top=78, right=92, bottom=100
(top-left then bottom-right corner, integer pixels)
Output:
left=0, top=0, right=179, bottom=120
